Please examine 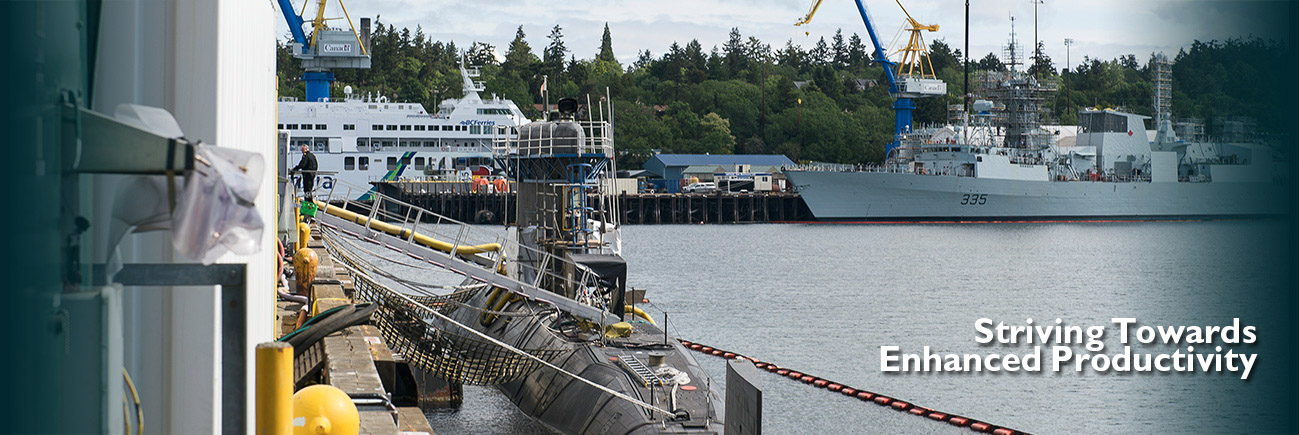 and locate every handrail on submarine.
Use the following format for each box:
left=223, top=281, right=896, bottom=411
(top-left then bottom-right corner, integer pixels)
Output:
left=307, top=180, right=622, bottom=325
